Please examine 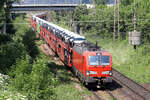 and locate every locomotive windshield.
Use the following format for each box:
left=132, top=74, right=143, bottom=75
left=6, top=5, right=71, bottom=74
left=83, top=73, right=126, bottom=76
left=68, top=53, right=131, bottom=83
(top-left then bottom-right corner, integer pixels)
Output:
left=89, top=55, right=110, bottom=66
